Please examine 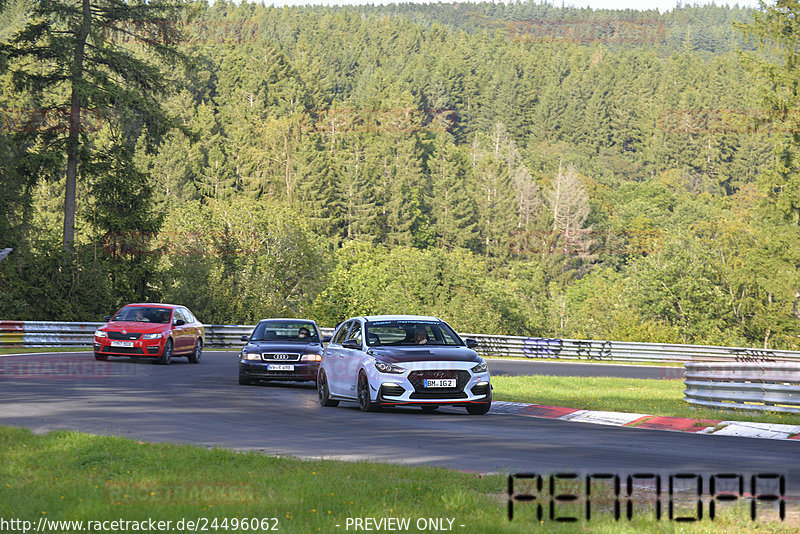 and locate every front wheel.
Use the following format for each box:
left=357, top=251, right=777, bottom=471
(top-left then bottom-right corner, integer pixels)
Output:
left=466, top=400, right=491, bottom=415
left=357, top=372, right=380, bottom=412
left=317, top=370, right=339, bottom=407
left=188, top=338, right=202, bottom=363
left=158, top=339, right=173, bottom=365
